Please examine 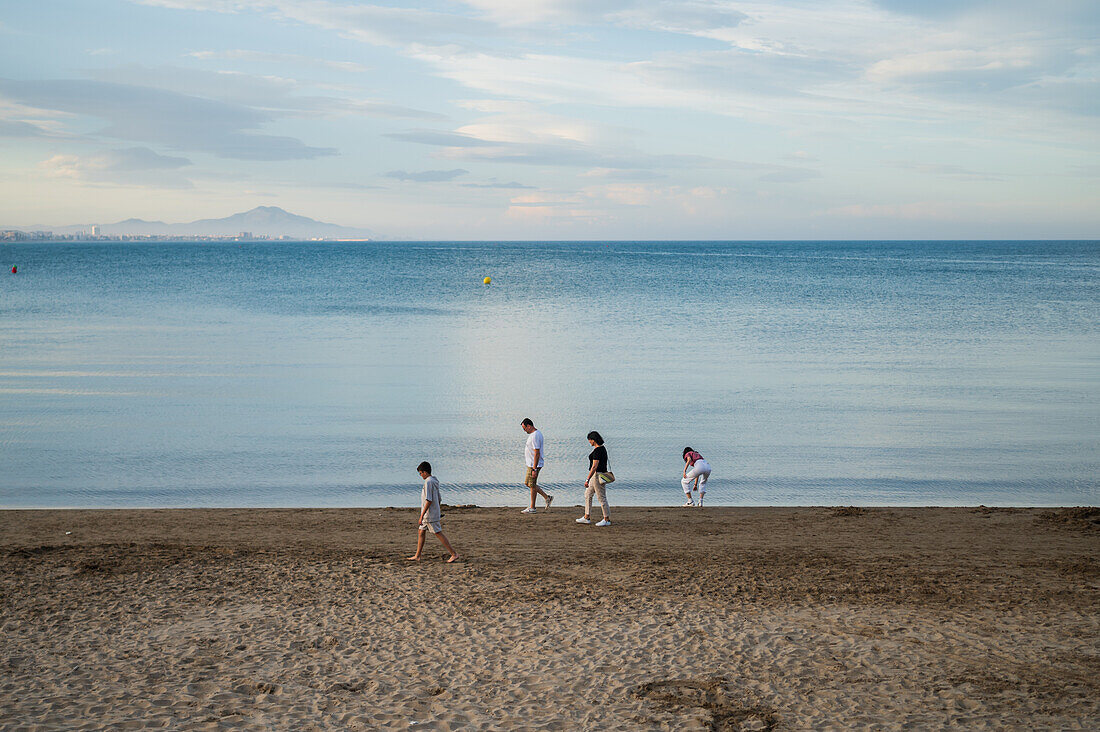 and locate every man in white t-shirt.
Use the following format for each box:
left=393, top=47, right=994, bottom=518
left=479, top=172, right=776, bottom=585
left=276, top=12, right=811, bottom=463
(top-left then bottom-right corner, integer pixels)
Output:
left=520, top=418, right=553, bottom=514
